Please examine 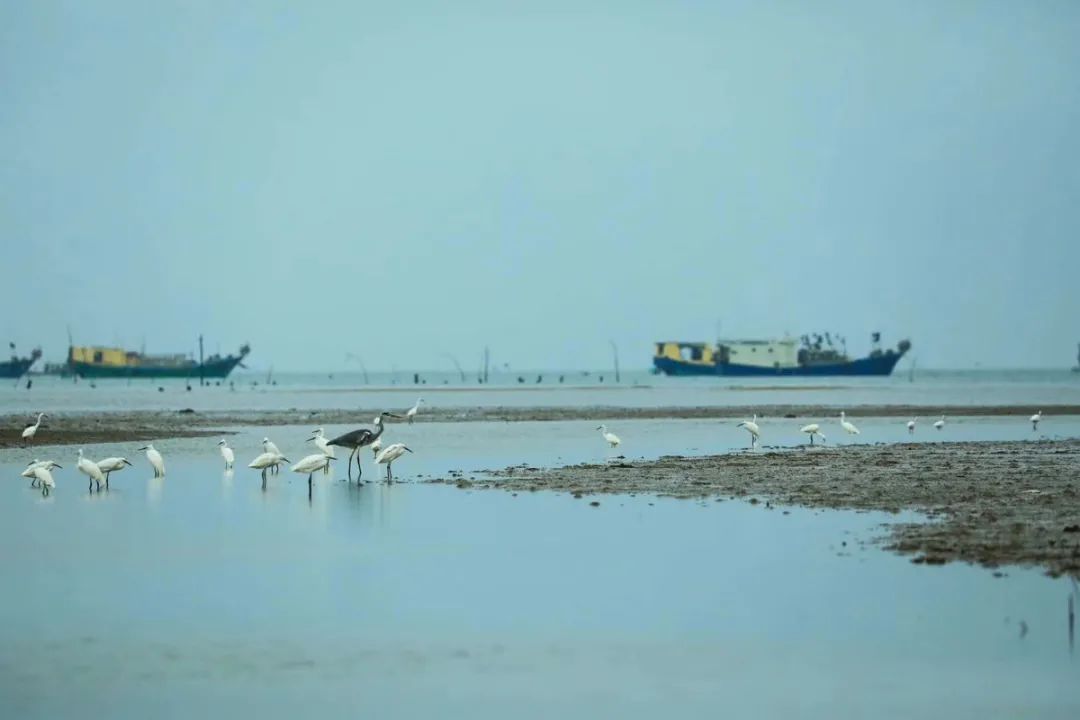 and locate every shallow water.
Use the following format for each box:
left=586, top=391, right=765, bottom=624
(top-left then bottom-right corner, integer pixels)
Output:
left=2, top=427, right=1079, bottom=718
left=4, top=368, right=1080, bottom=415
